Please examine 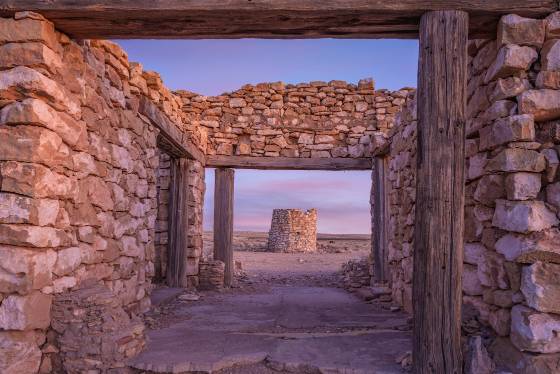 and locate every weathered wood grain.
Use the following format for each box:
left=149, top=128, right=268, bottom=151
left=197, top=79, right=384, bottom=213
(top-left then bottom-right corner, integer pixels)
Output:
left=213, top=168, right=235, bottom=287
left=0, top=1, right=556, bottom=39
left=206, top=156, right=372, bottom=170
left=167, top=157, right=189, bottom=287
left=372, top=157, right=389, bottom=283
left=413, top=10, right=467, bottom=374
left=139, top=97, right=205, bottom=164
